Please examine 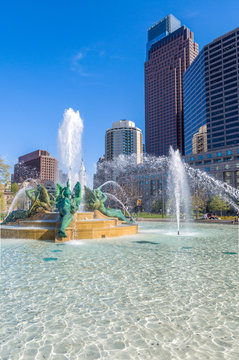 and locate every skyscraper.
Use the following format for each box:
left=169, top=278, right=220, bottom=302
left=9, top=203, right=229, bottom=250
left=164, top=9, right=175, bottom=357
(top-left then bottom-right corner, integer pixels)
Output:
left=184, top=27, right=239, bottom=154
left=93, top=120, right=143, bottom=188
left=145, top=14, right=198, bottom=156
left=105, top=120, right=143, bottom=163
